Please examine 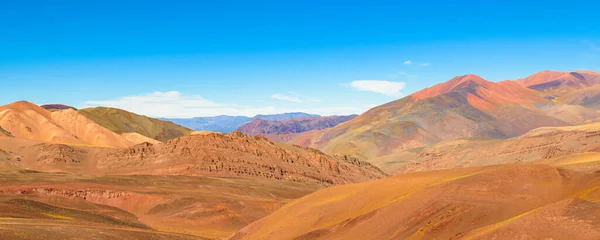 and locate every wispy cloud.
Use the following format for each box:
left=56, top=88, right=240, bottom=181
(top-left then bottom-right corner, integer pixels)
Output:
left=421, top=62, right=430, bottom=67
left=403, top=60, right=412, bottom=65
left=84, top=91, right=275, bottom=117
left=350, top=80, right=406, bottom=97
left=583, top=40, right=600, bottom=52
left=387, top=71, right=410, bottom=78
left=83, top=91, right=368, bottom=117
left=271, top=93, right=303, bottom=103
